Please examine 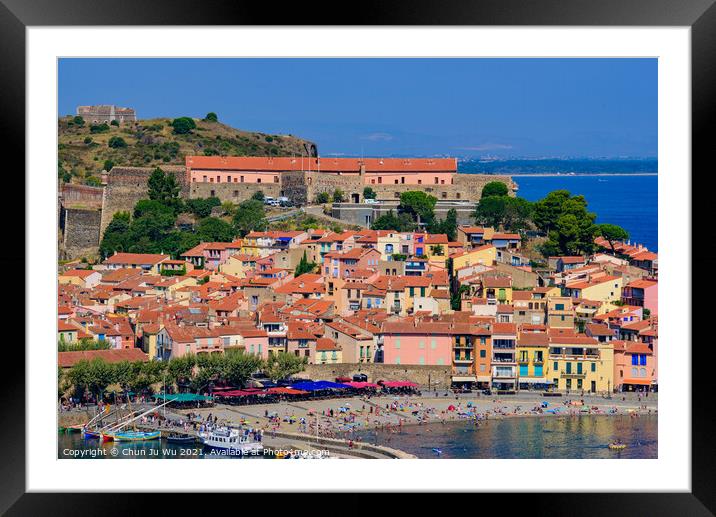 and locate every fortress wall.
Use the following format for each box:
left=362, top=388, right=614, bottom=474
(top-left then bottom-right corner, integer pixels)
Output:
left=306, top=173, right=515, bottom=203
left=100, top=166, right=186, bottom=236
left=61, top=208, right=102, bottom=260
left=281, top=170, right=309, bottom=206
left=189, top=182, right=281, bottom=204
left=299, top=363, right=452, bottom=388
left=307, top=172, right=364, bottom=202
left=61, top=184, right=104, bottom=208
